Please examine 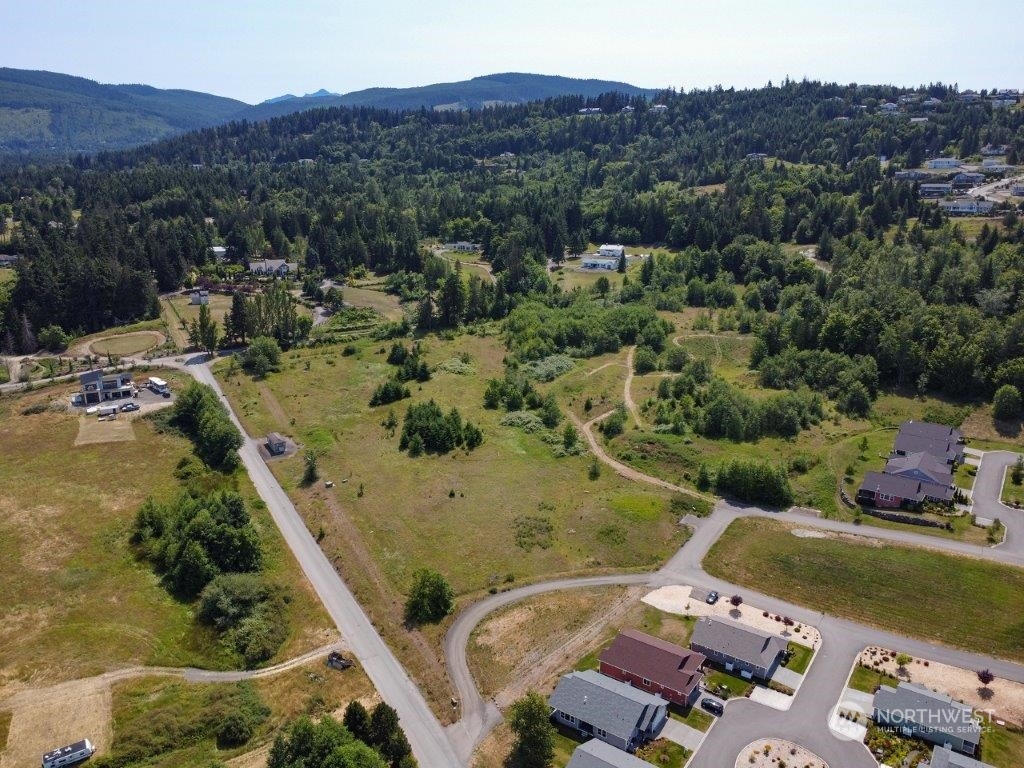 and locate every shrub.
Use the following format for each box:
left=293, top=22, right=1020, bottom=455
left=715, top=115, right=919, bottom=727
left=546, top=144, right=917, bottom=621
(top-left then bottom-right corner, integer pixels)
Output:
left=633, top=346, right=659, bottom=374
left=993, top=384, right=1022, bottom=421
left=521, top=354, right=575, bottom=381
left=369, top=378, right=410, bottom=406
left=37, top=324, right=70, bottom=351
left=715, top=459, right=794, bottom=507
left=243, top=336, right=282, bottom=377
left=404, top=568, right=454, bottom=624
